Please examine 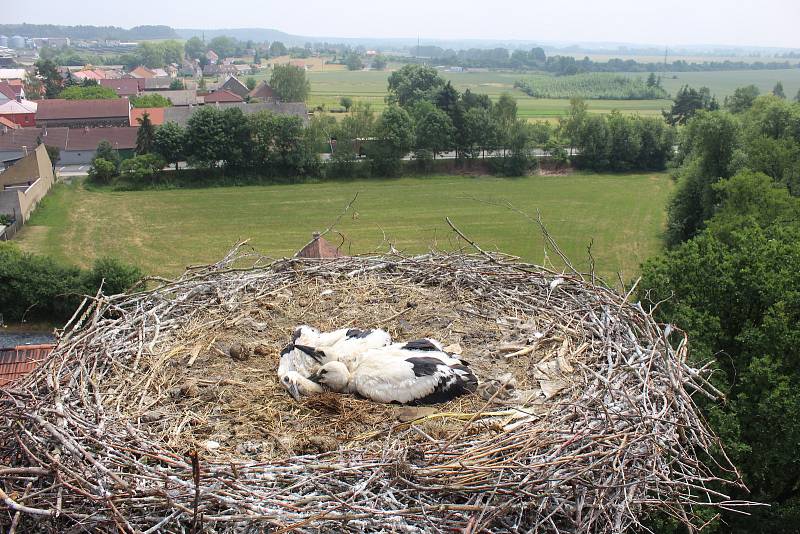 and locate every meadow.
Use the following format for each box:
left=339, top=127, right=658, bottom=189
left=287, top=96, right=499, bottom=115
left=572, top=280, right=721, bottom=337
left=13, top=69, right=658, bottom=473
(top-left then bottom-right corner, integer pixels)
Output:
left=305, top=69, right=670, bottom=120
left=298, top=68, right=800, bottom=121
left=16, top=173, right=672, bottom=281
